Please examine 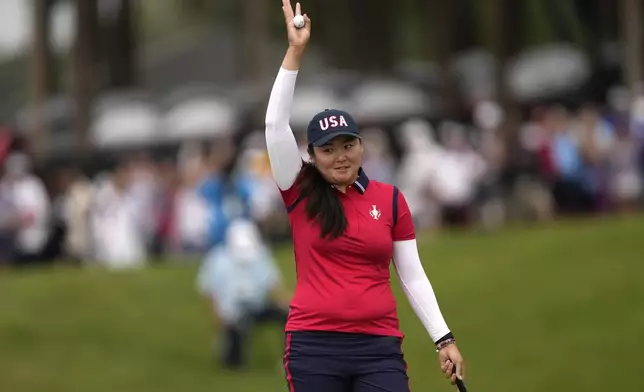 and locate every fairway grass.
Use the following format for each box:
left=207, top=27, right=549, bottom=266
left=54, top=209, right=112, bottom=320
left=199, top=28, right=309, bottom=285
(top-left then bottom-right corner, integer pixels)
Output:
left=0, top=216, right=643, bottom=392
